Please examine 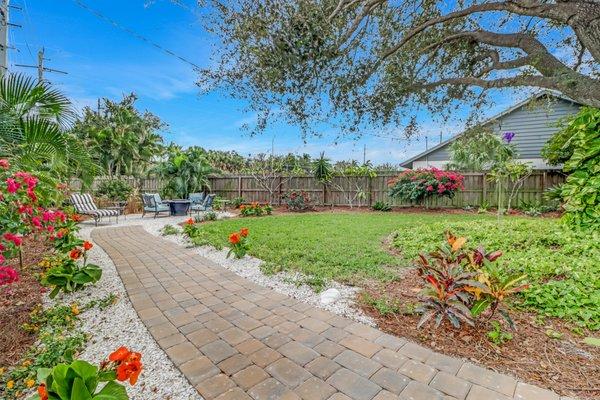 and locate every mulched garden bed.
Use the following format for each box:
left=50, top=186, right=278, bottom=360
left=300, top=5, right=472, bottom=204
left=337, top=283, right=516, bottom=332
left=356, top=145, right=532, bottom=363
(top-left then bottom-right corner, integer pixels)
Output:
left=0, top=237, right=49, bottom=369
left=359, top=272, right=600, bottom=399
